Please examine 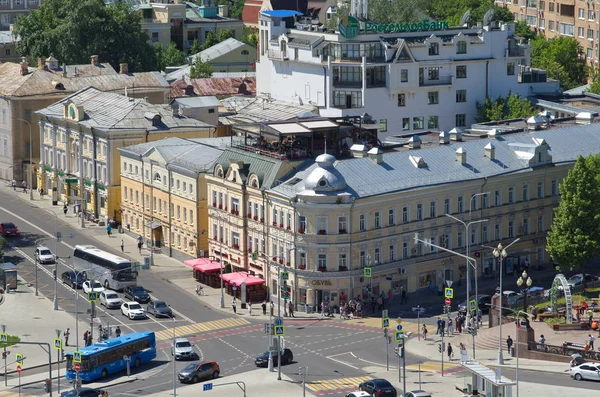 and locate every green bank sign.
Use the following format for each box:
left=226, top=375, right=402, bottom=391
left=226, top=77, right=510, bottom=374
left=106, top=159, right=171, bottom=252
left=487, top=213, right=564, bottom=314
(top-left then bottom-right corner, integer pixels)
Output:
left=339, top=16, right=449, bottom=39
